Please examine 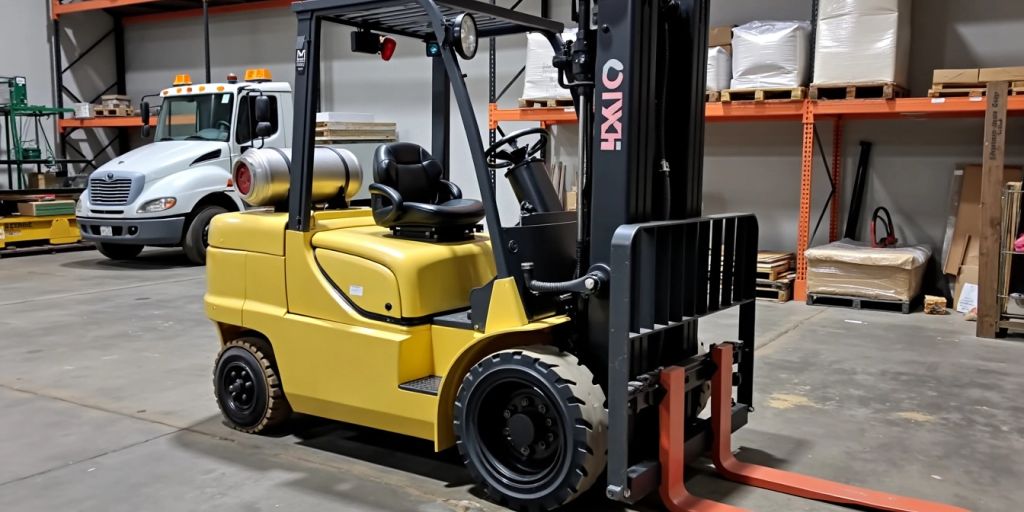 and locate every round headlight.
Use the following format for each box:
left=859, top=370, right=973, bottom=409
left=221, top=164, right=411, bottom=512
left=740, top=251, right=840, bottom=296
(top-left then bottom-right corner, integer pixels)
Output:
left=453, top=13, right=478, bottom=60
